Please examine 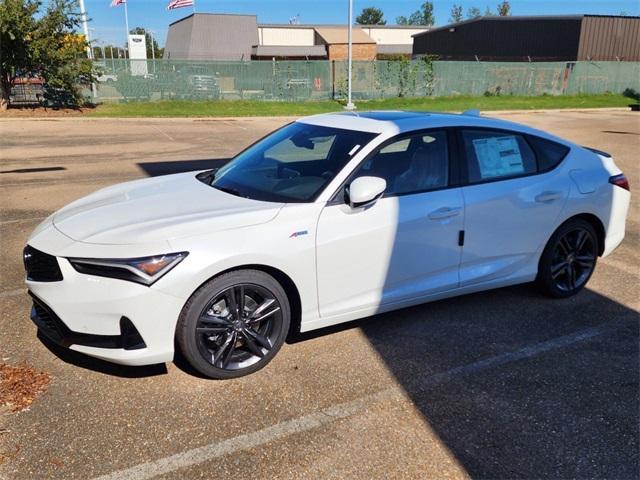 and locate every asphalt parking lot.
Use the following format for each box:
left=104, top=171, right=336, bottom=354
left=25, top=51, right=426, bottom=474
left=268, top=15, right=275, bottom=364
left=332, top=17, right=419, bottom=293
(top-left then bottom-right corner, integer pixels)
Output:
left=0, top=109, right=638, bottom=479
